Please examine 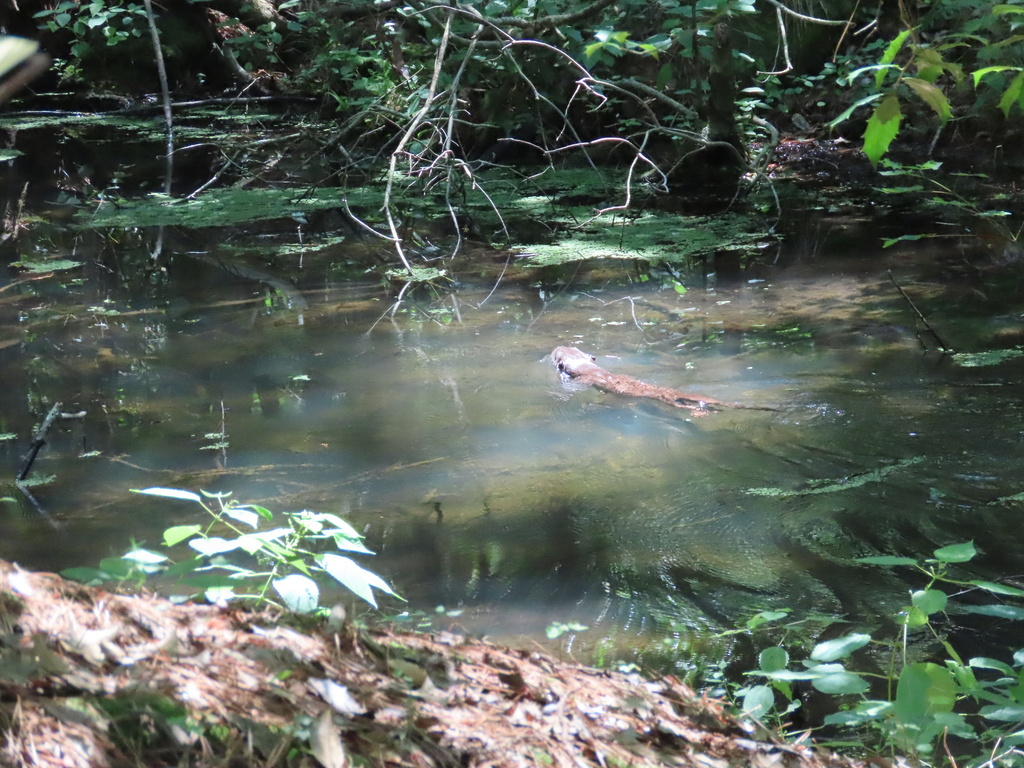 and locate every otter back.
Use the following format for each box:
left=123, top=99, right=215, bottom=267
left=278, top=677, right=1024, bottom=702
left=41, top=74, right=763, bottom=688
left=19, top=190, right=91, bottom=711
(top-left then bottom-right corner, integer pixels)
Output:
left=551, top=346, right=727, bottom=414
